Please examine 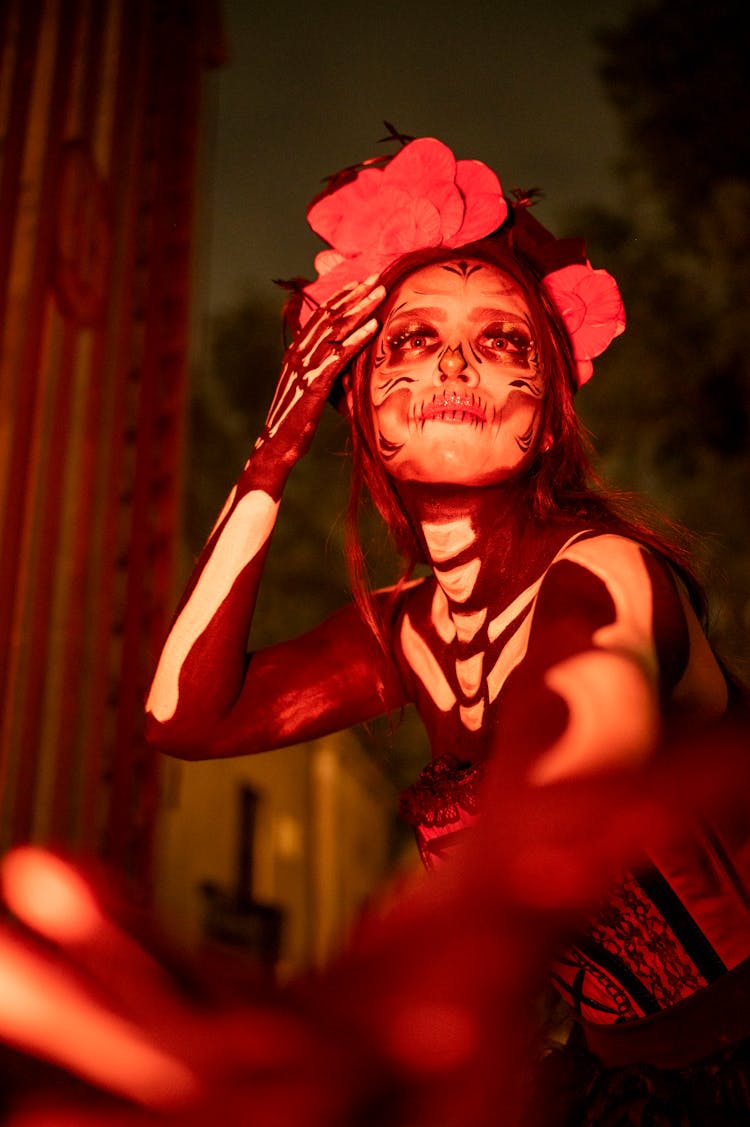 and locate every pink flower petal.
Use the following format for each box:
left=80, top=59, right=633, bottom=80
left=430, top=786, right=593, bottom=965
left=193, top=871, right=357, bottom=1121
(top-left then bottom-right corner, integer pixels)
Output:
left=544, top=264, right=625, bottom=360
left=451, top=160, right=507, bottom=244
left=384, top=140, right=466, bottom=240
left=313, top=249, right=345, bottom=277
left=302, top=248, right=390, bottom=315
left=546, top=283, right=587, bottom=335
left=369, top=186, right=418, bottom=251
left=430, top=183, right=467, bottom=242
left=301, top=135, right=624, bottom=378
left=377, top=196, right=443, bottom=255
left=383, top=138, right=457, bottom=195
left=307, top=165, right=385, bottom=252
left=576, top=359, right=595, bottom=386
